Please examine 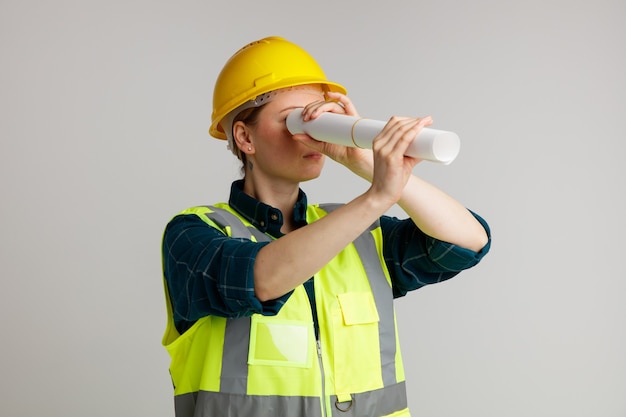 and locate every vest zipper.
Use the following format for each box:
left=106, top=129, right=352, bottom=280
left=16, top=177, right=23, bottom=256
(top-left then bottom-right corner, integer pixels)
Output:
left=316, top=339, right=327, bottom=417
